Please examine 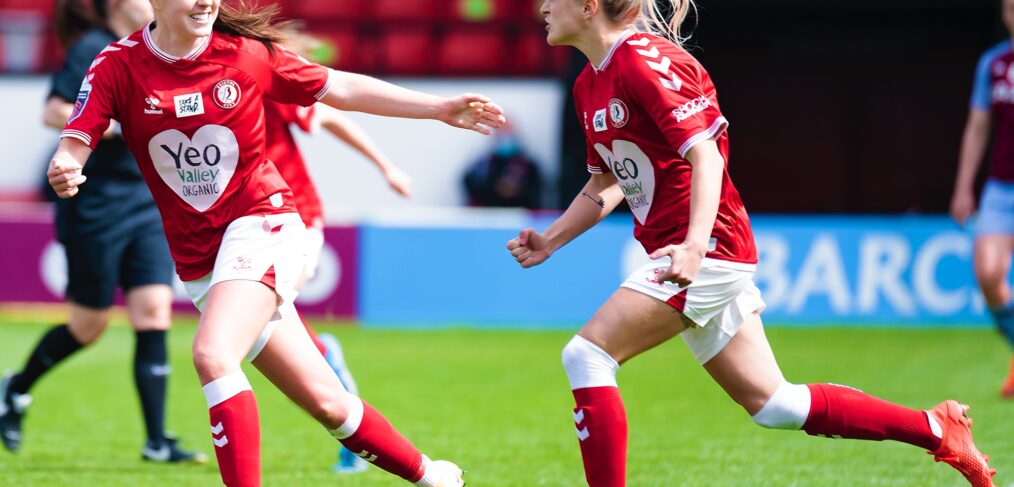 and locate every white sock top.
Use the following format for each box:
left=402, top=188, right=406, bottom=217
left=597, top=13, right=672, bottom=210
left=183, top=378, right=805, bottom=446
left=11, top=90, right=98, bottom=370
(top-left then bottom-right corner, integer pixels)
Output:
left=201, top=372, right=252, bottom=409
left=328, top=395, right=364, bottom=440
